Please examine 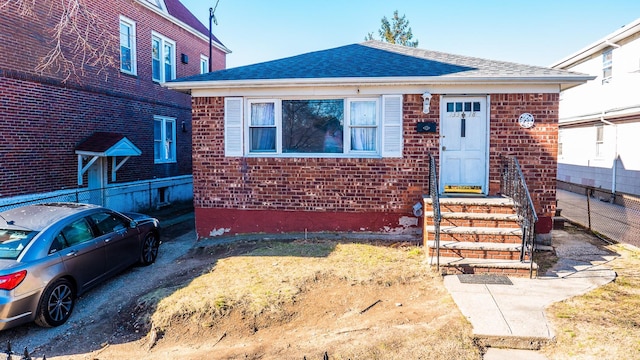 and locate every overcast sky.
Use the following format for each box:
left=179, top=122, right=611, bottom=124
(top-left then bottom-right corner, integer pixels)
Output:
left=180, top=0, right=640, bottom=69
